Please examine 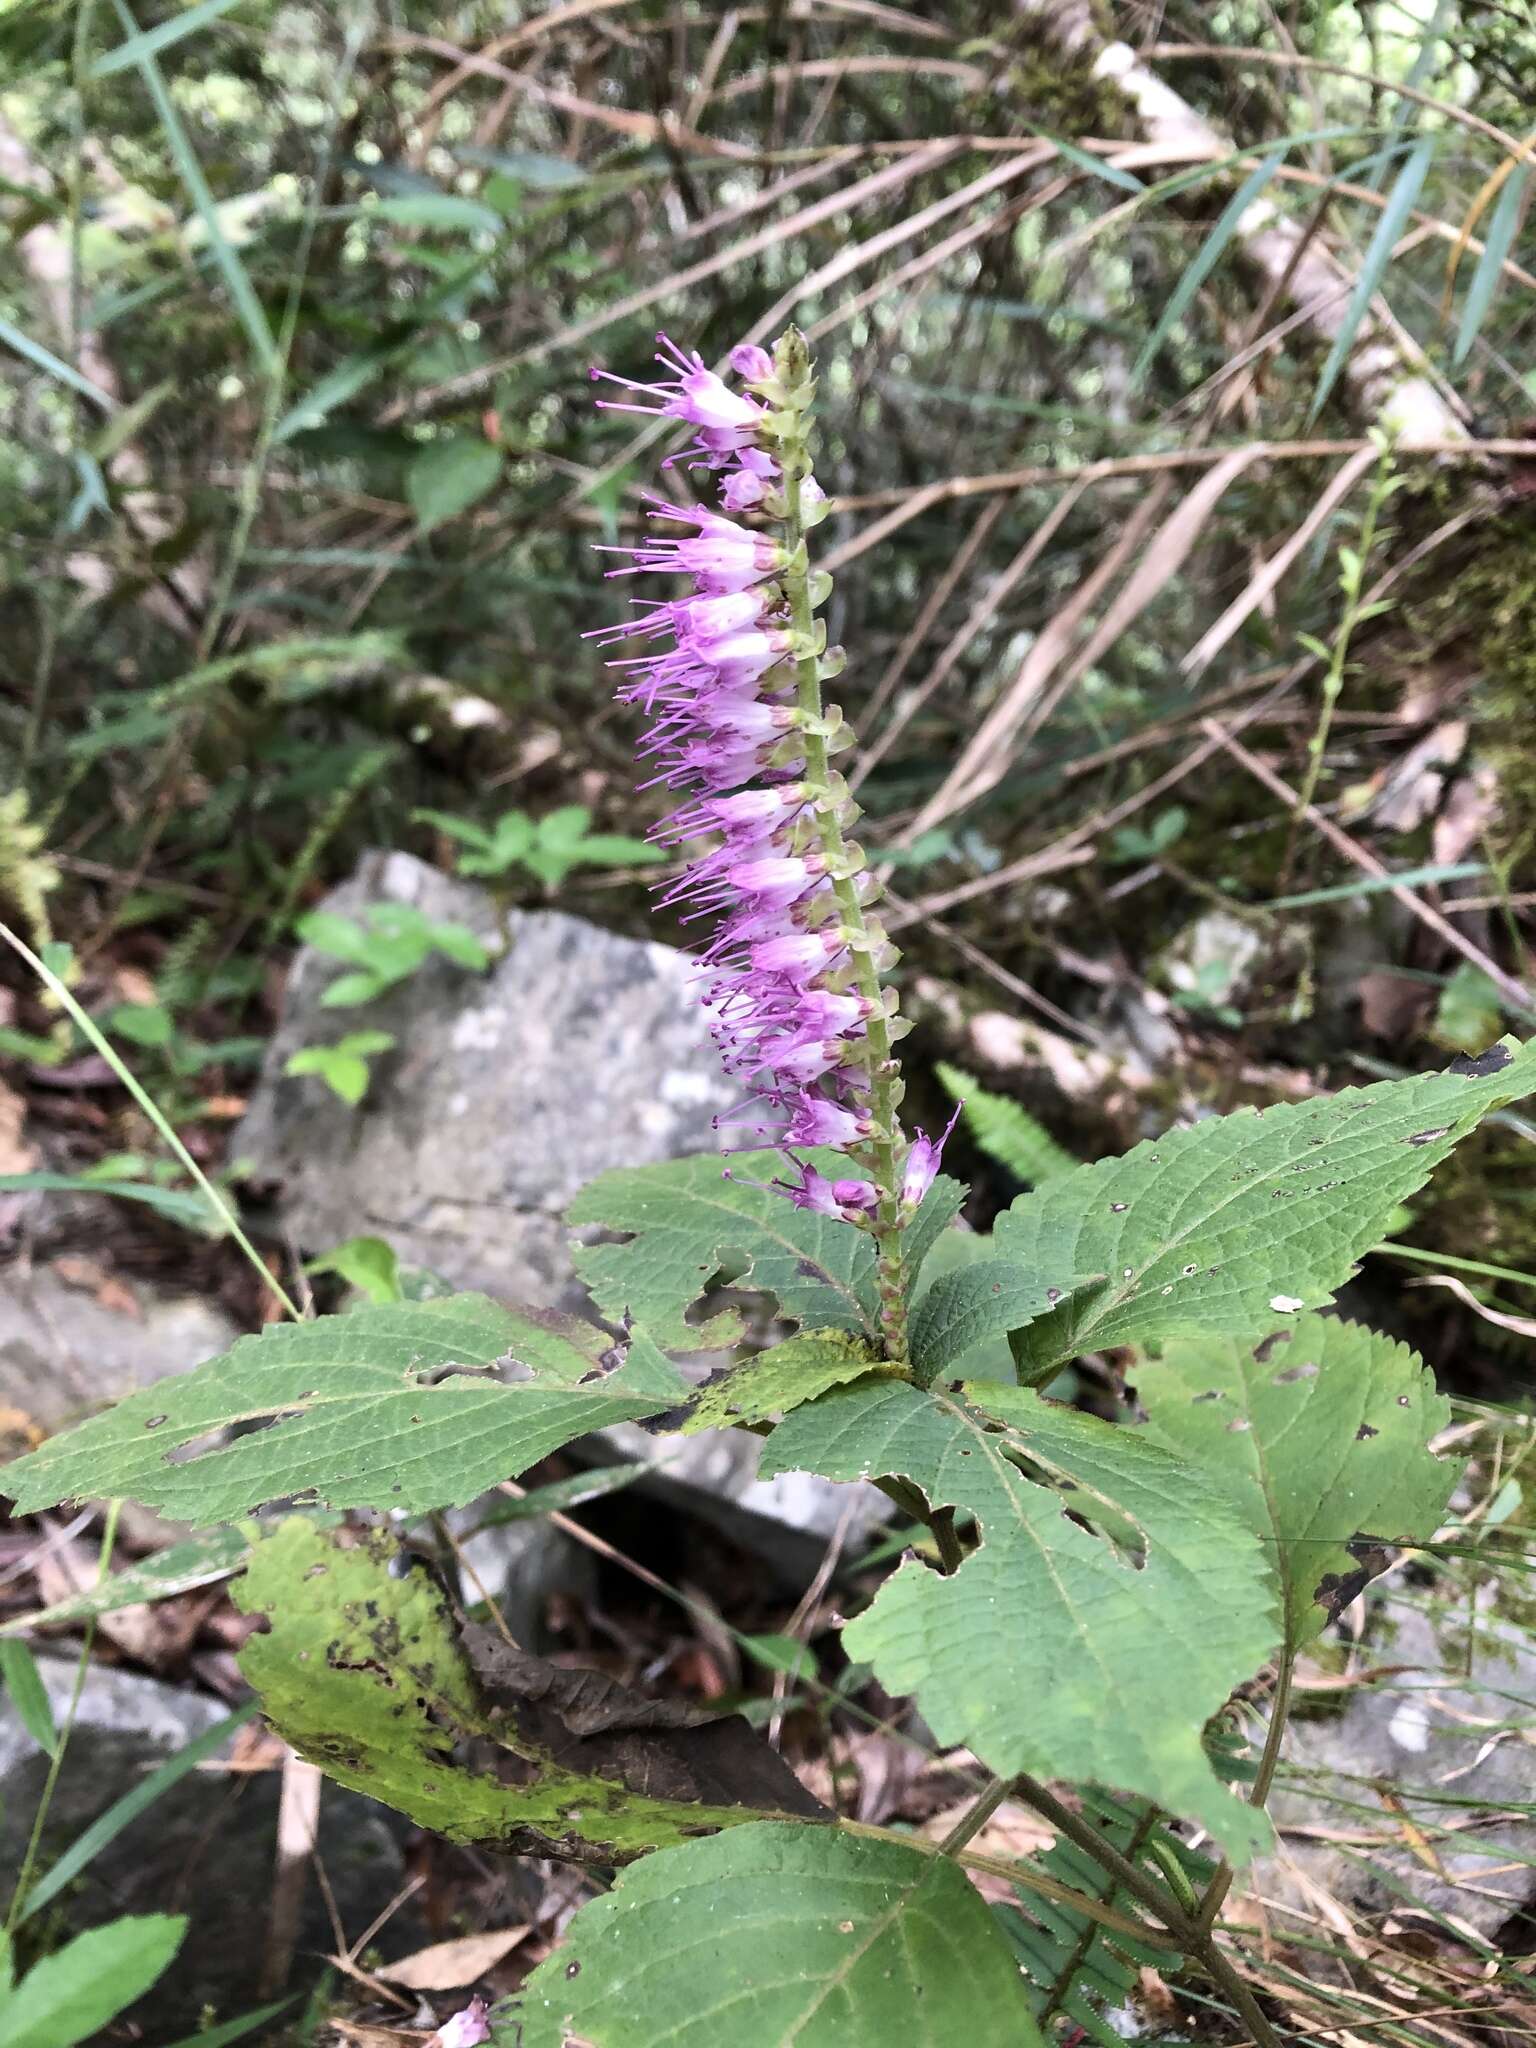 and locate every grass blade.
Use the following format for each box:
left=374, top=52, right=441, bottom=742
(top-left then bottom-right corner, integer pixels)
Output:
left=17, top=1702, right=259, bottom=1923
left=0, top=1642, right=59, bottom=1758
left=1265, top=860, right=1488, bottom=909
left=106, top=0, right=278, bottom=373
left=1453, top=161, right=1531, bottom=366
left=1132, top=151, right=1286, bottom=386
left=1310, top=135, right=1437, bottom=419
left=157, top=1999, right=299, bottom=2048
left=0, top=314, right=115, bottom=410
left=91, top=0, right=245, bottom=77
